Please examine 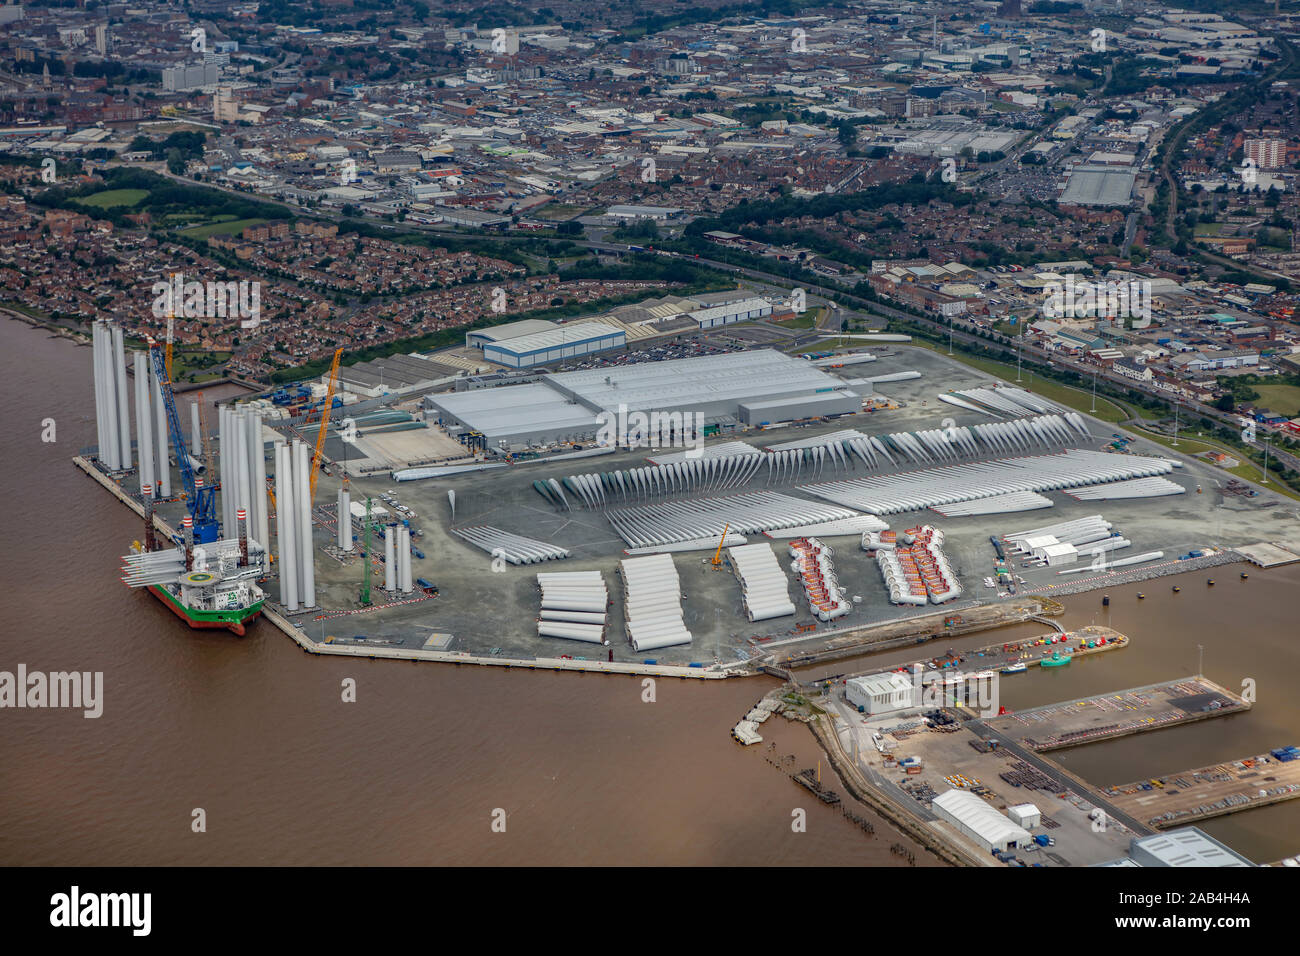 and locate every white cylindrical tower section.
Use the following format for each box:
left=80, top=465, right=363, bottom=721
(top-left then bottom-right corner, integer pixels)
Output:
left=233, top=410, right=250, bottom=531
left=399, top=526, right=413, bottom=594
left=190, top=401, right=202, bottom=457
left=134, top=351, right=154, bottom=496
left=295, top=440, right=316, bottom=609
left=275, top=442, right=298, bottom=611
left=384, top=525, right=397, bottom=593
left=100, top=326, right=121, bottom=471
left=338, top=487, right=353, bottom=551
left=221, top=405, right=235, bottom=533
left=151, top=359, right=170, bottom=497
left=249, top=411, right=268, bottom=552
left=92, top=323, right=108, bottom=466
left=112, top=324, right=132, bottom=470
